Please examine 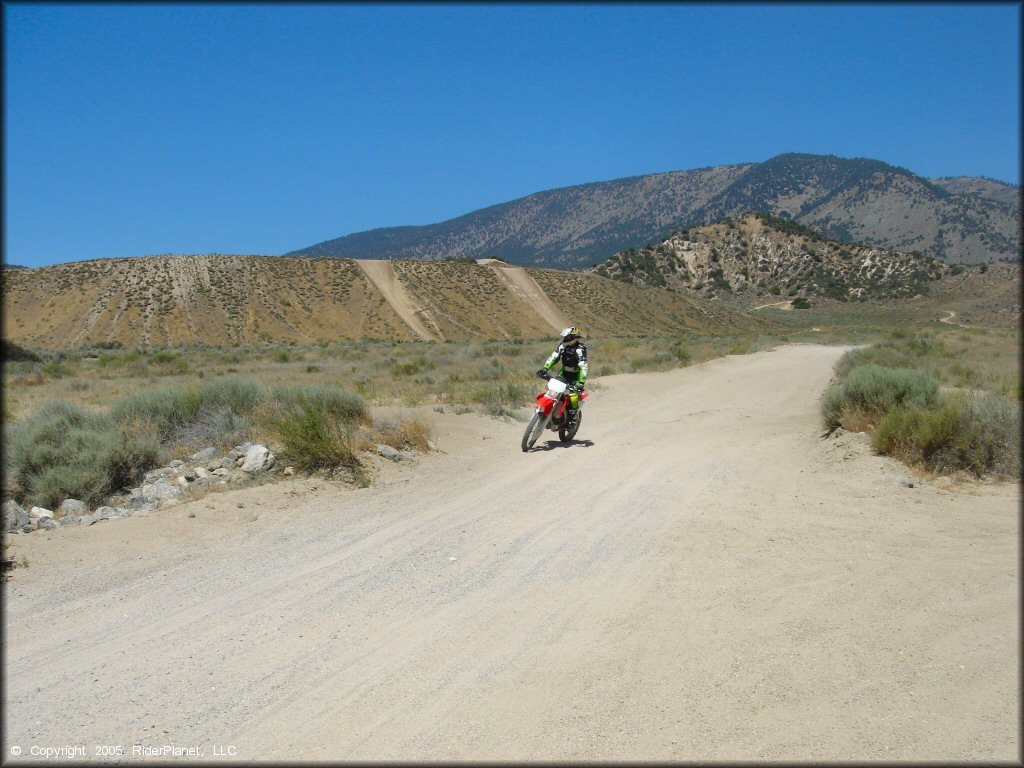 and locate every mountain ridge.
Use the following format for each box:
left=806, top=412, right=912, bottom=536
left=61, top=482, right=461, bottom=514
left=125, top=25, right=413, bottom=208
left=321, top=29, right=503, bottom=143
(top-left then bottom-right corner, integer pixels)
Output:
left=287, top=153, right=1020, bottom=267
